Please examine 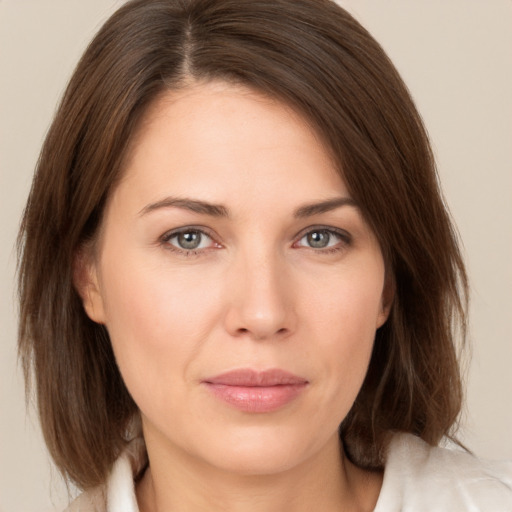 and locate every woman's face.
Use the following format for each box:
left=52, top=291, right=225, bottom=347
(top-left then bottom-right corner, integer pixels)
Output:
left=81, top=81, right=391, bottom=476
